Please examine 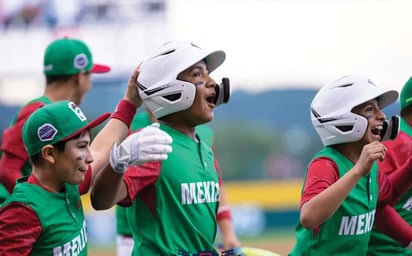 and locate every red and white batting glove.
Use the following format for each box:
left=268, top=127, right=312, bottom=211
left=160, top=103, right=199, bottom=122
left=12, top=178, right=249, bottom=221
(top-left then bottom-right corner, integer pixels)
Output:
left=109, top=123, right=172, bottom=173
